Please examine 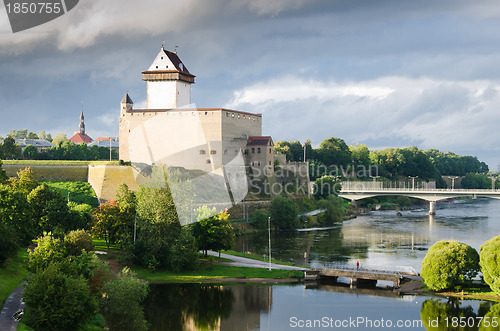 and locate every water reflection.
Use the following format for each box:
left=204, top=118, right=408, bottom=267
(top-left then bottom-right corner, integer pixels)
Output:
left=234, top=199, right=500, bottom=271
left=420, top=299, right=500, bottom=330
left=144, top=284, right=271, bottom=331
